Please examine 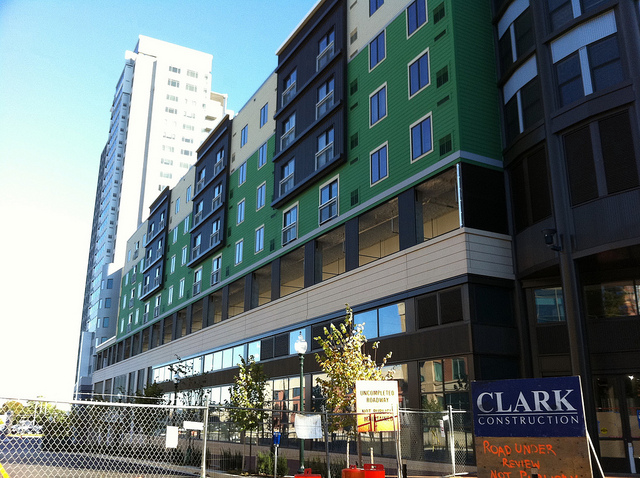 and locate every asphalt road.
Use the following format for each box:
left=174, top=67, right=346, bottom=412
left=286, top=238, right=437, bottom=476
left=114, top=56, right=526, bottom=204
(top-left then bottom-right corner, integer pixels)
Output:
left=0, top=436, right=196, bottom=477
